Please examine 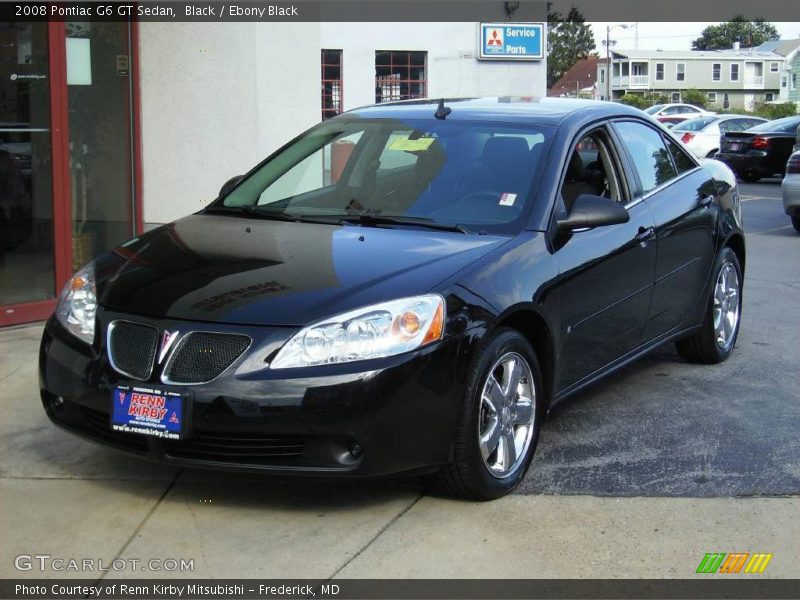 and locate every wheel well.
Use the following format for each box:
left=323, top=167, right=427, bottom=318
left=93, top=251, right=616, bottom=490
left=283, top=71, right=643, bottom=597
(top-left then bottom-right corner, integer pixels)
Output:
left=725, top=233, right=746, bottom=275
left=497, top=310, right=555, bottom=403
